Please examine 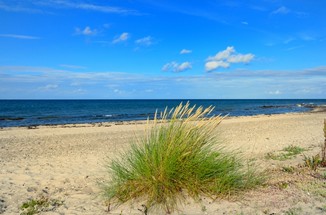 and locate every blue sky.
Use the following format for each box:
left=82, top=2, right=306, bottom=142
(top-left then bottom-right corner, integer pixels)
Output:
left=0, top=0, right=325, bottom=99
